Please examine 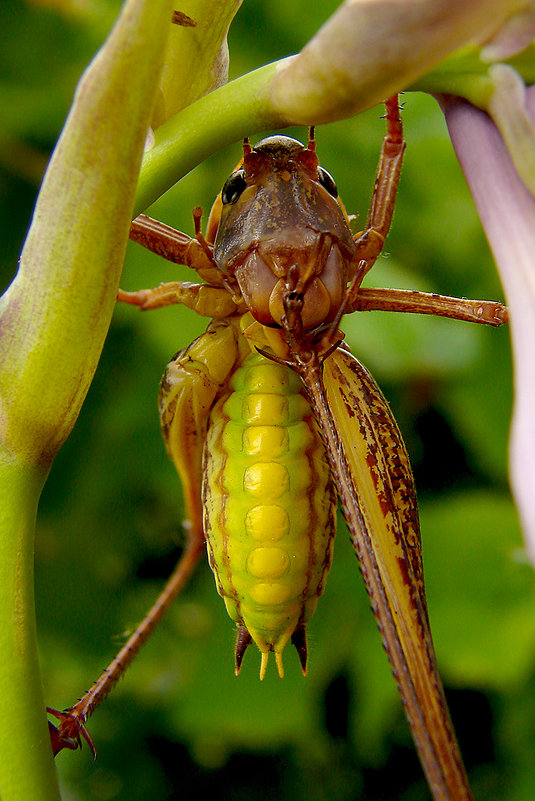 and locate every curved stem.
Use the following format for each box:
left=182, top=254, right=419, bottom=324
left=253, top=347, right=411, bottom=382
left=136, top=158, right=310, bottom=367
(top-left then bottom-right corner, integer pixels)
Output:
left=134, top=59, right=291, bottom=214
